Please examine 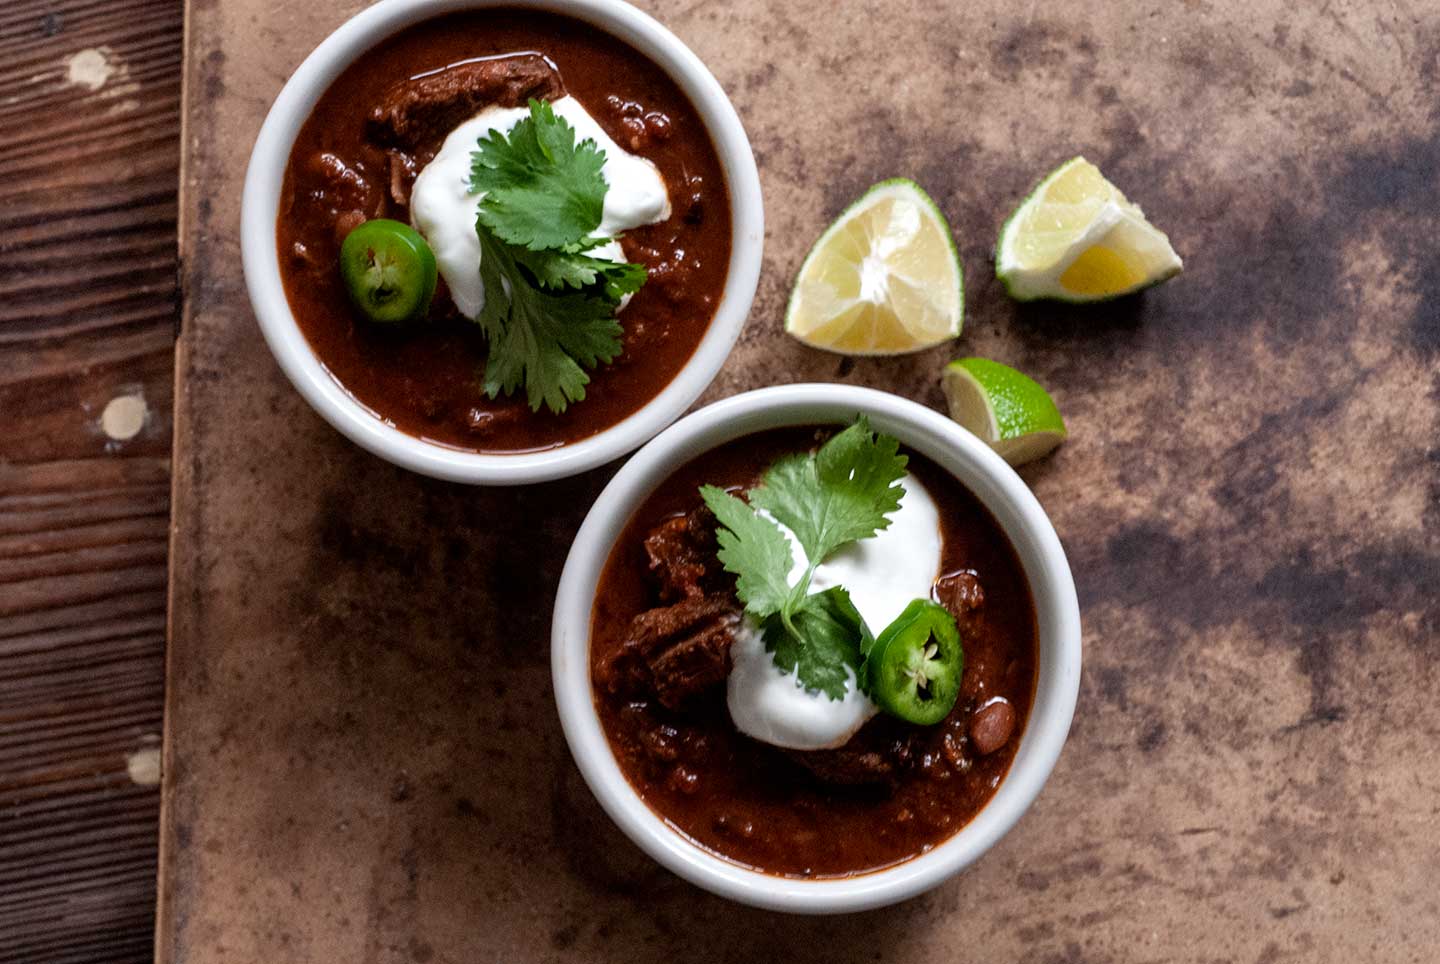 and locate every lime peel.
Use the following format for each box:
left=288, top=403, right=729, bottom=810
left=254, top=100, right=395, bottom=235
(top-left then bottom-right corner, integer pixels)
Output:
left=942, top=358, right=1067, bottom=467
